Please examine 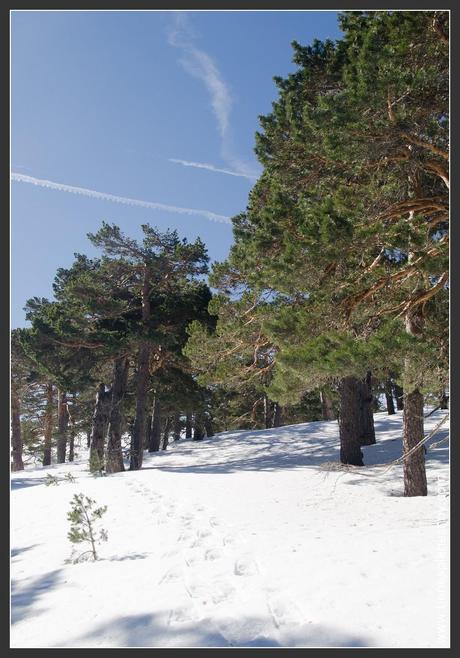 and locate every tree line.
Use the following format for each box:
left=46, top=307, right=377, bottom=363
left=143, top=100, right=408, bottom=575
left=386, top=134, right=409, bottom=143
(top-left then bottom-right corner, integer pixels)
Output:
left=11, top=11, right=448, bottom=497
